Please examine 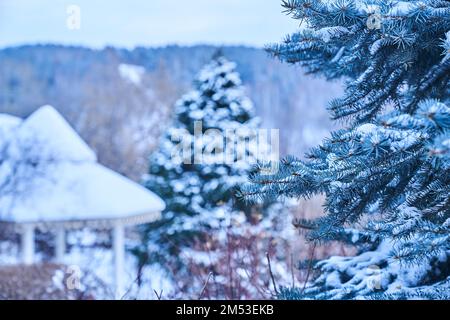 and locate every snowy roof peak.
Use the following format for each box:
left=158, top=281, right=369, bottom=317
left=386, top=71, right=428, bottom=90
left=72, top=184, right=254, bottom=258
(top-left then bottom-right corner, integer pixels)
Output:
left=0, top=113, right=21, bottom=127
left=12, top=105, right=97, bottom=163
